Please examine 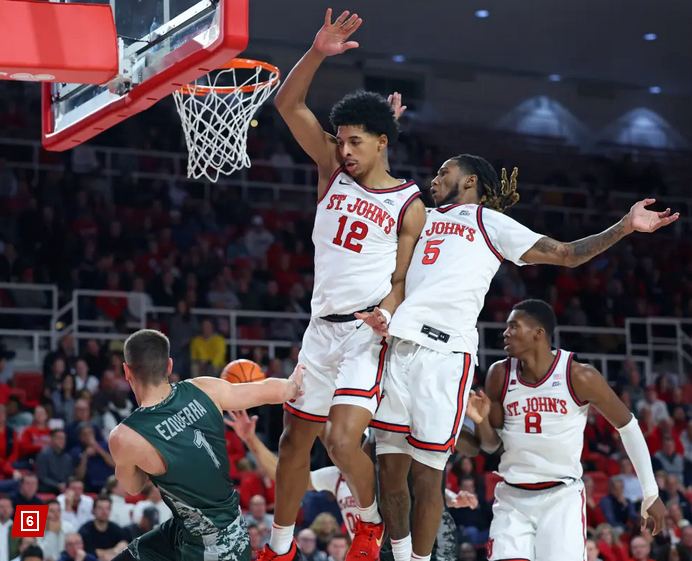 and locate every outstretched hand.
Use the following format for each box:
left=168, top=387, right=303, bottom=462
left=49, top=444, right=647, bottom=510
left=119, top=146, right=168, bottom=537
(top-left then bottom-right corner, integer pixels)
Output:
left=388, top=92, right=407, bottom=121
left=313, top=9, right=362, bottom=57
left=625, top=198, right=679, bottom=233
left=355, top=306, right=390, bottom=338
left=446, top=490, right=479, bottom=510
left=641, top=496, right=666, bottom=536
left=287, top=364, right=306, bottom=401
left=224, top=410, right=258, bottom=442
left=466, top=390, right=491, bottom=424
